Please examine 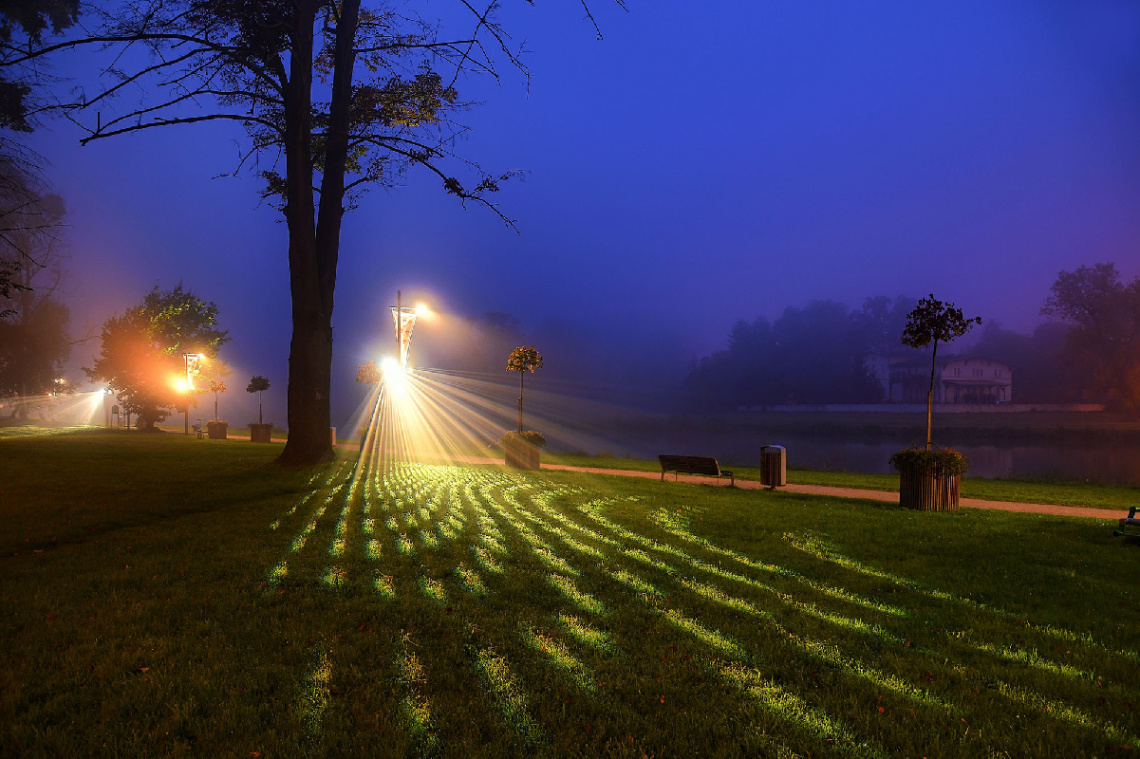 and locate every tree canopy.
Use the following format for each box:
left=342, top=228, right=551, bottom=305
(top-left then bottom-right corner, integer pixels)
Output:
left=901, top=293, right=980, bottom=449
left=86, top=284, right=229, bottom=431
